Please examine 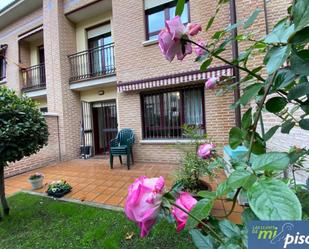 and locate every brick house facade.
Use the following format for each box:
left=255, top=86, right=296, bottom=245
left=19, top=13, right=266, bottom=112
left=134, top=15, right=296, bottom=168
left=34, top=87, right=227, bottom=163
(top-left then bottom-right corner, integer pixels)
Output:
left=1, top=0, right=307, bottom=178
